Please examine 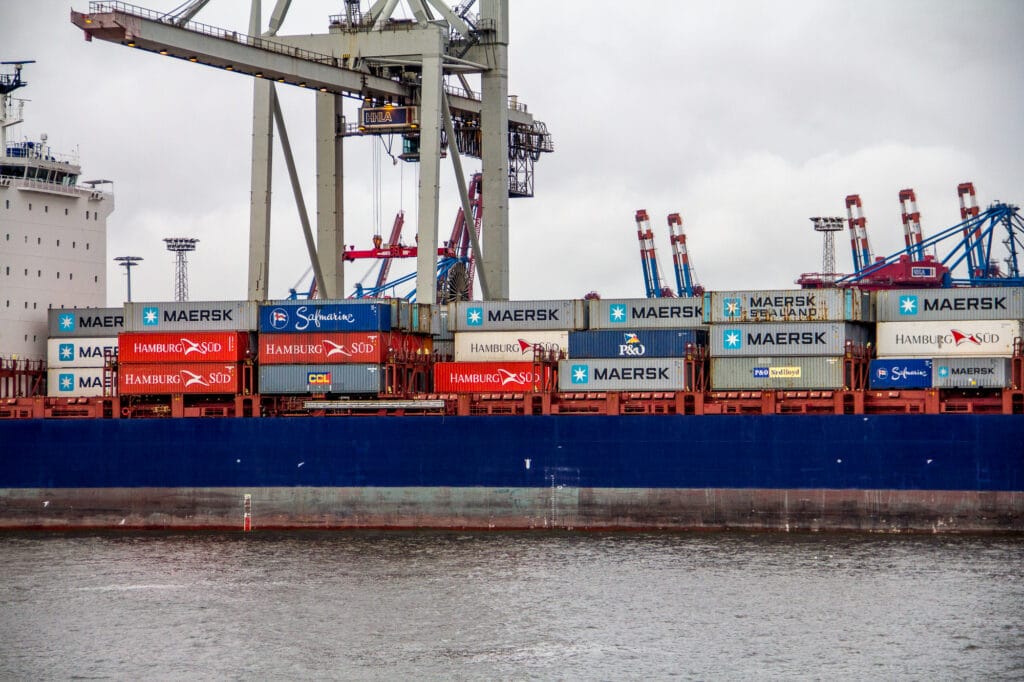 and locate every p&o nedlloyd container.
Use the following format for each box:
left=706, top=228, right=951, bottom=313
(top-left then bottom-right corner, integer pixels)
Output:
left=875, top=320, right=1021, bottom=357
left=932, top=357, right=1013, bottom=389
left=47, top=307, right=125, bottom=338
left=587, top=297, right=705, bottom=329
left=448, top=300, right=586, bottom=332
left=875, top=287, right=1024, bottom=322
left=123, top=300, right=258, bottom=332
left=454, top=330, right=568, bottom=363
left=568, top=329, right=708, bottom=359
left=710, top=356, right=848, bottom=390
left=710, top=322, right=871, bottom=357
left=557, top=358, right=689, bottom=392
left=707, top=288, right=871, bottom=323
